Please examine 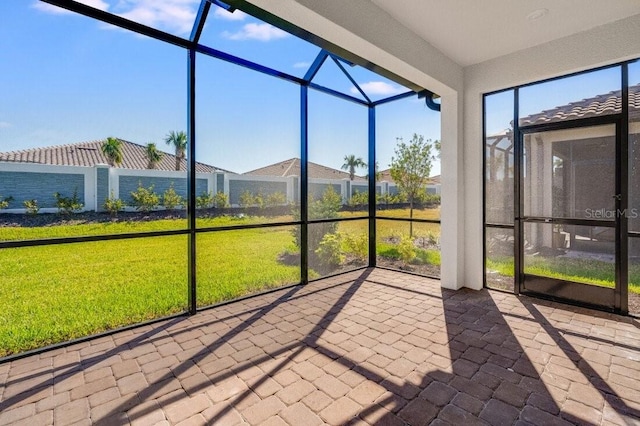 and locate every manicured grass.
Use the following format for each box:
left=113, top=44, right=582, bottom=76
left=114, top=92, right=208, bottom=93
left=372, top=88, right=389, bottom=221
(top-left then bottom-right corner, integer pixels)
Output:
left=338, top=209, right=441, bottom=238
left=0, top=226, right=299, bottom=357
left=0, top=209, right=440, bottom=356
left=196, top=228, right=300, bottom=306
left=0, top=236, right=189, bottom=356
left=0, top=214, right=293, bottom=241
left=486, top=256, right=640, bottom=293
left=486, top=257, right=515, bottom=278
left=527, top=256, right=615, bottom=288
left=376, top=206, right=441, bottom=221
